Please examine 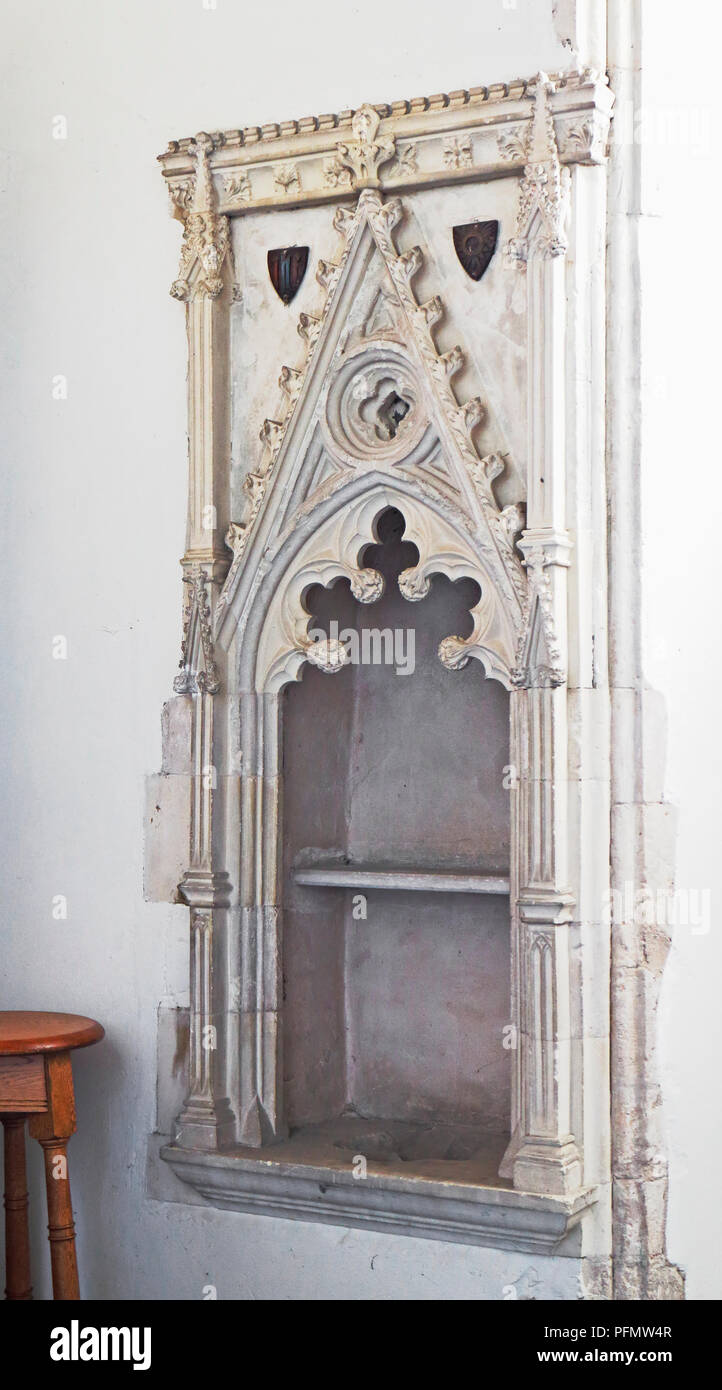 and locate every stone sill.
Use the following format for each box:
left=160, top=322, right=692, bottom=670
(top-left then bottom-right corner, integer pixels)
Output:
left=159, top=1140, right=597, bottom=1254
